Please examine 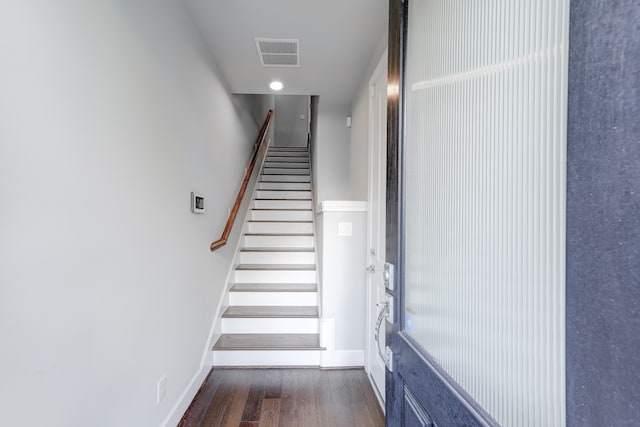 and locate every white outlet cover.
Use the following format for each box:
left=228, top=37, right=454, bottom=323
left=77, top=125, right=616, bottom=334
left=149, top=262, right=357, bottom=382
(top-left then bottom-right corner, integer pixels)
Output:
left=338, top=222, right=352, bottom=237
